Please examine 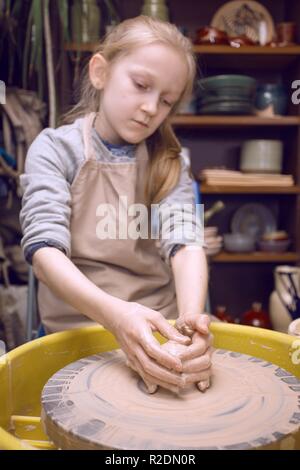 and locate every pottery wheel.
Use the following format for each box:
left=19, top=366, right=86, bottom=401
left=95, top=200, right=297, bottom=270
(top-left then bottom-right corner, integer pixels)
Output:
left=41, top=349, right=300, bottom=450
